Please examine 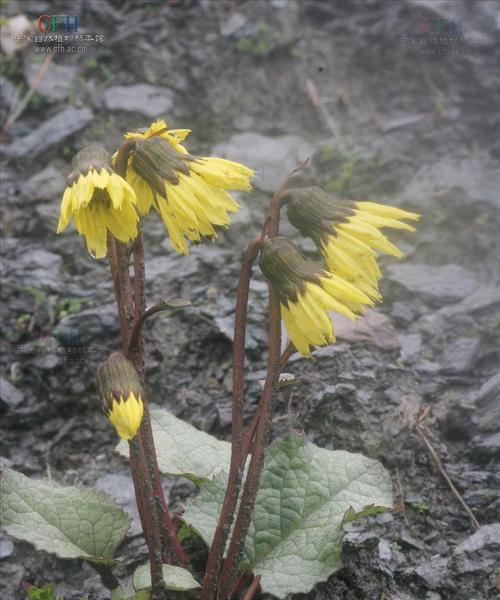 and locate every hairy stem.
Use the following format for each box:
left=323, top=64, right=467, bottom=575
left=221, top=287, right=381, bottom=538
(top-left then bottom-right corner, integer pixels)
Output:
left=130, top=231, right=189, bottom=566
left=201, top=238, right=262, bottom=600
left=241, top=341, right=295, bottom=461
left=110, top=140, right=186, bottom=593
left=130, top=436, right=166, bottom=599
left=217, top=283, right=282, bottom=597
